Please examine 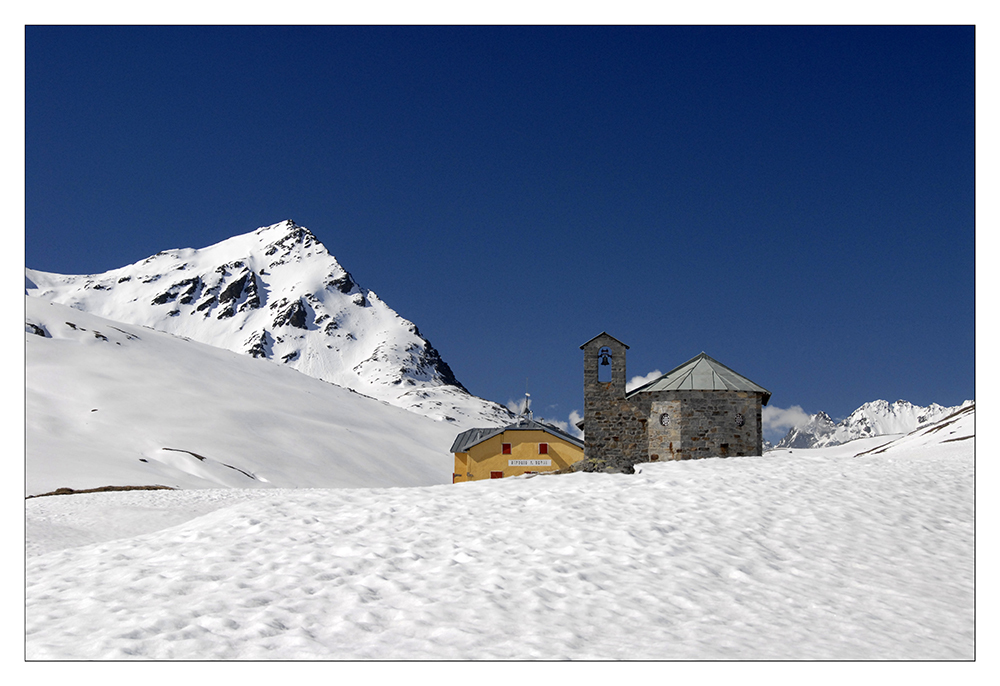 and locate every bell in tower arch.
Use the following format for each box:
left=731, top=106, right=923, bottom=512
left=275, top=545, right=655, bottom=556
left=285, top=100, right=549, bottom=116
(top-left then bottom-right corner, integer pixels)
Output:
left=598, top=346, right=613, bottom=382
